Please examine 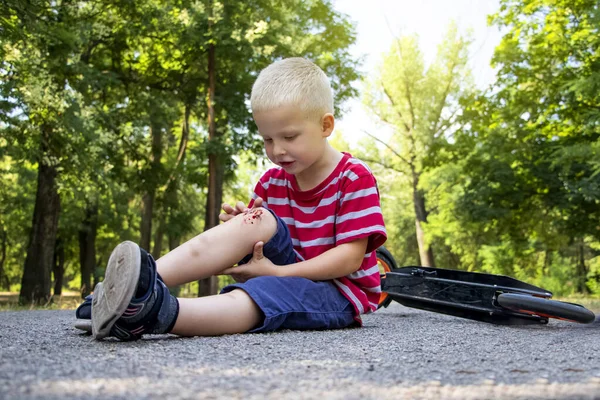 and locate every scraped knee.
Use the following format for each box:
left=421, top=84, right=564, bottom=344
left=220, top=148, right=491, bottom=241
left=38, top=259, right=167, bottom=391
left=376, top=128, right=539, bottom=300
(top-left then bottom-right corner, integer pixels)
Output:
left=238, top=207, right=277, bottom=242
left=242, top=207, right=268, bottom=225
